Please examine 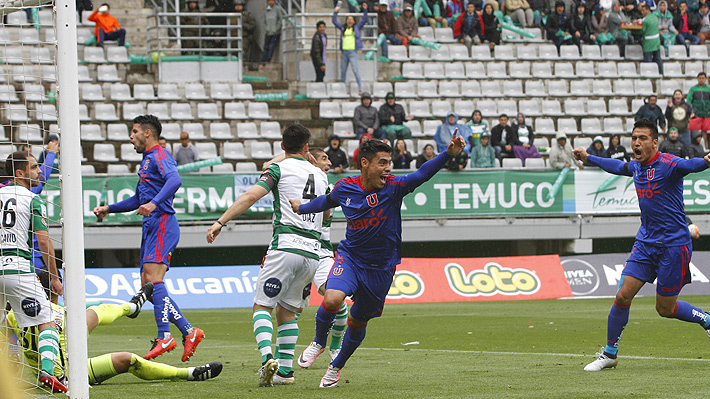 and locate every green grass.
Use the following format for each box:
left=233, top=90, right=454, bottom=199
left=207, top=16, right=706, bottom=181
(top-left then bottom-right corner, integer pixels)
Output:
left=29, top=296, right=710, bottom=398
